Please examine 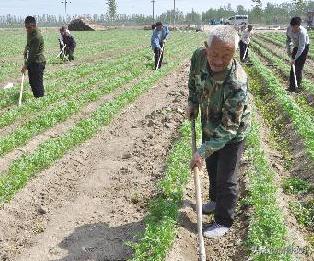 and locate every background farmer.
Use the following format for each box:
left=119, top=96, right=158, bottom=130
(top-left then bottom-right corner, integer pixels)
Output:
left=239, top=24, right=253, bottom=62
left=59, top=26, right=76, bottom=61
left=151, top=21, right=169, bottom=70
left=188, top=25, right=251, bottom=238
left=286, top=16, right=310, bottom=92
left=21, top=16, right=46, bottom=98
